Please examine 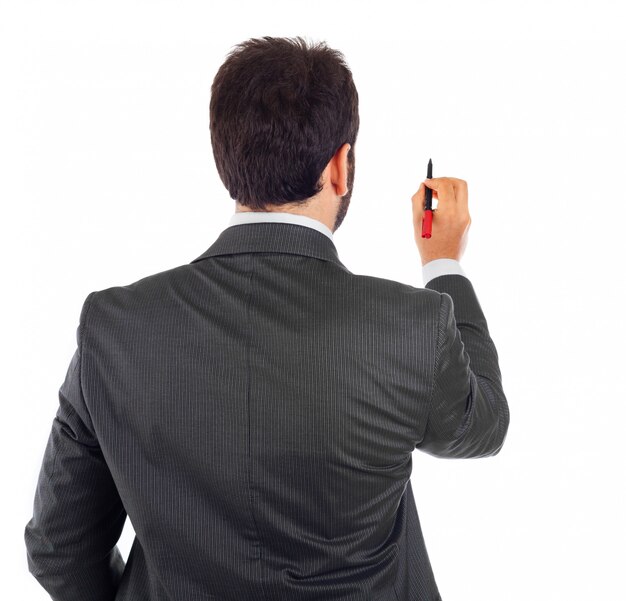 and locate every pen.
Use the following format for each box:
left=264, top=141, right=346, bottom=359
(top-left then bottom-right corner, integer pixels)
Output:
left=421, top=158, right=433, bottom=238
